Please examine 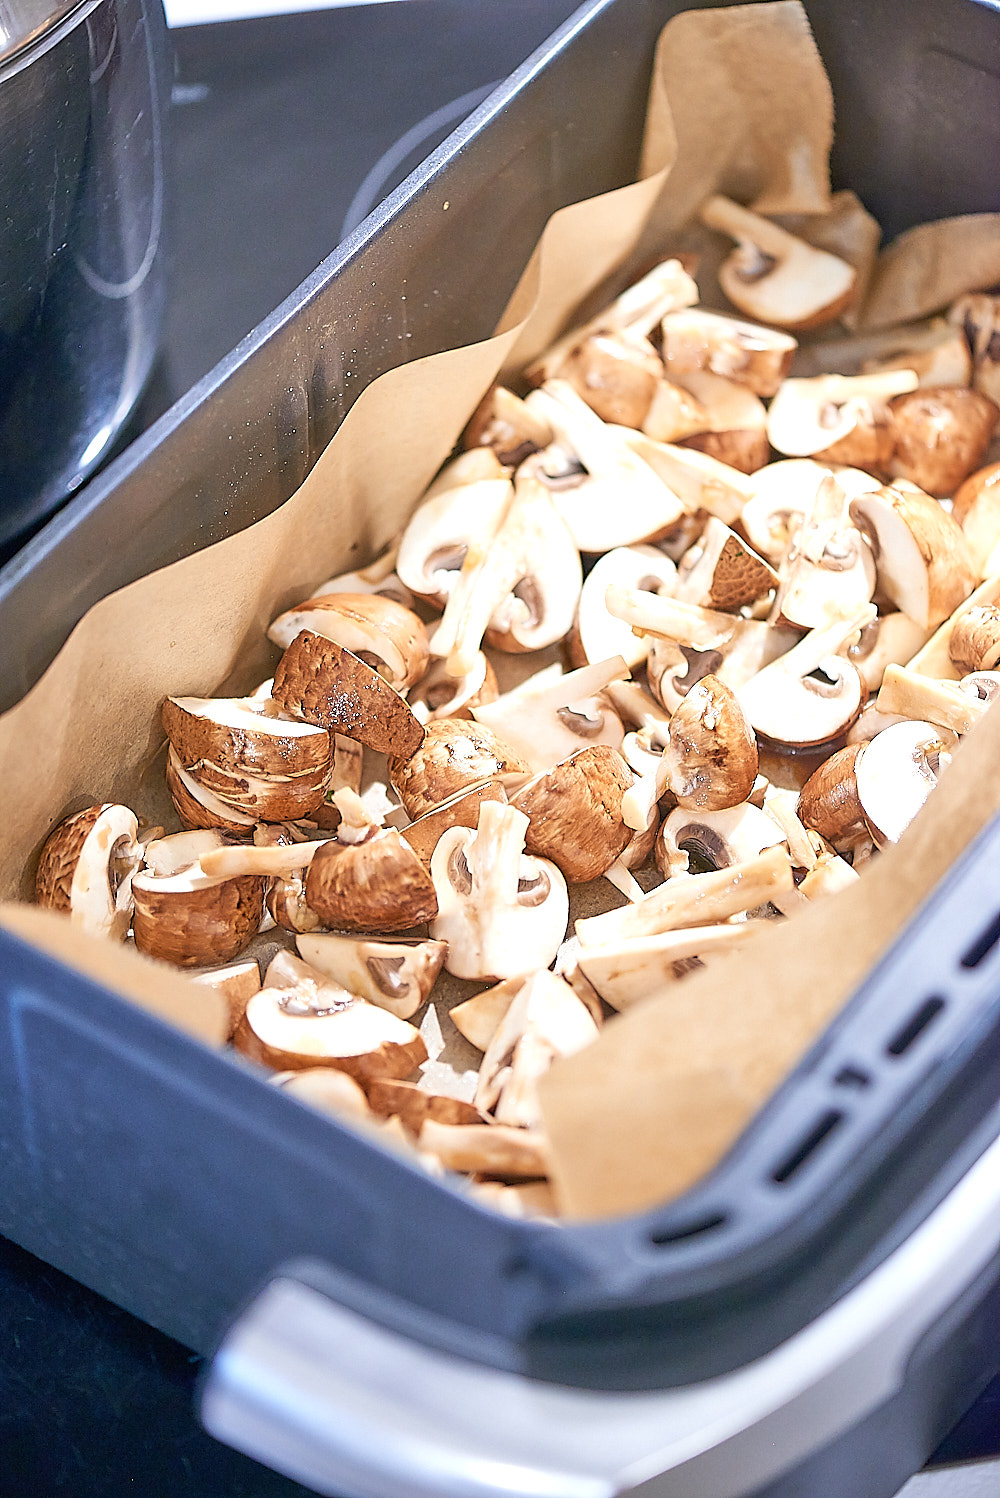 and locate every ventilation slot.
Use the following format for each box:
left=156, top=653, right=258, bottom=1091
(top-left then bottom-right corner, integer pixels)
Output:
left=834, top=1064, right=871, bottom=1090
left=962, top=911, right=1000, bottom=969
left=648, top=1213, right=726, bottom=1247
left=886, top=996, right=945, bottom=1057
left=771, top=1110, right=843, bottom=1184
